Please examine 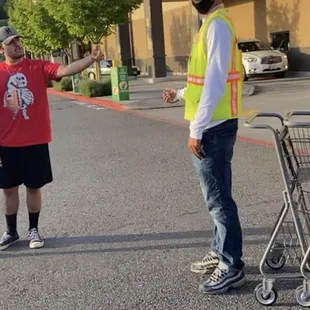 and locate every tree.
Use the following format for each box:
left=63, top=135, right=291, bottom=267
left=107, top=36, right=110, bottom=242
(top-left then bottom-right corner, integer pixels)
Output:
left=44, top=0, right=143, bottom=44
left=6, top=0, right=75, bottom=58
left=43, top=0, right=142, bottom=79
left=6, top=0, right=46, bottom=56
